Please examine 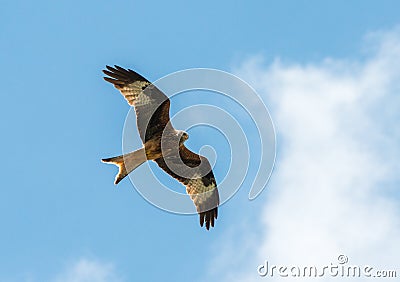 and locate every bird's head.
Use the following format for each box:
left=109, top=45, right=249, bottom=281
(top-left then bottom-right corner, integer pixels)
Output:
left=178, top=130, right=189, bottom=146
